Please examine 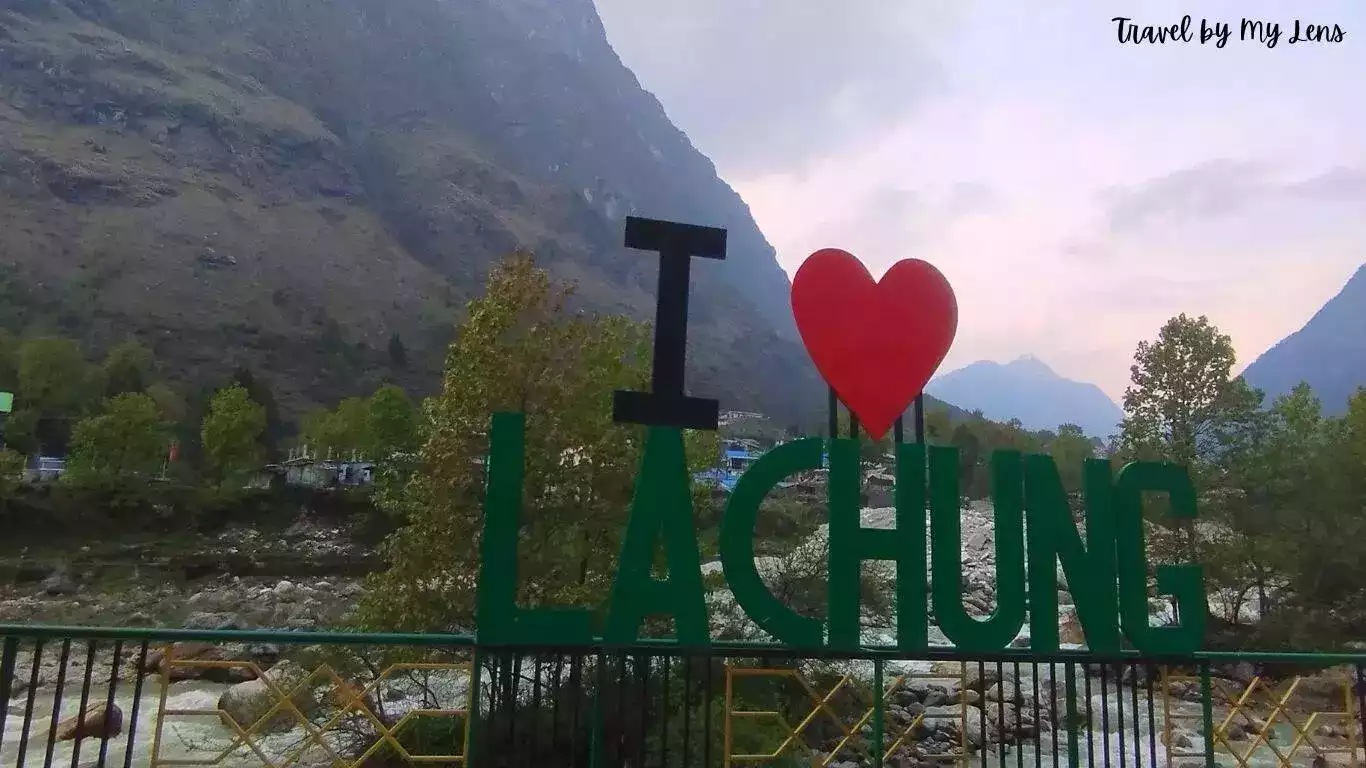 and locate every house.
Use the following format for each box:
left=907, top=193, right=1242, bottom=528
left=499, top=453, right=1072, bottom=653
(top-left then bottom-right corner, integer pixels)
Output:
left=247, top=445, right=376, bottom=490
left=23, top=456, right=66, bottom=483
